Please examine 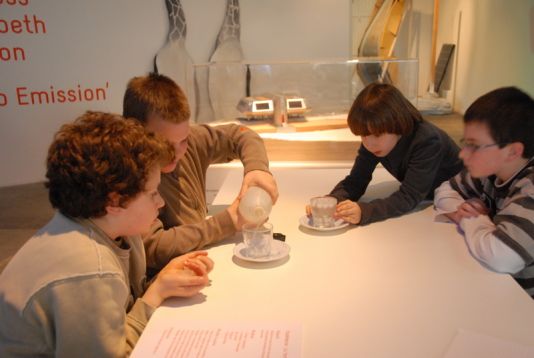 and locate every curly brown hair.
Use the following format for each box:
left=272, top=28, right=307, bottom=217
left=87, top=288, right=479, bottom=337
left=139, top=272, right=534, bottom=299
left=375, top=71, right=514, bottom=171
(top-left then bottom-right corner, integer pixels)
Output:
left=122, top=72, right=191, bottom=124
left=45, top=111, right=175, bottom=219
left=347, top=83, right=422, bottom=136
